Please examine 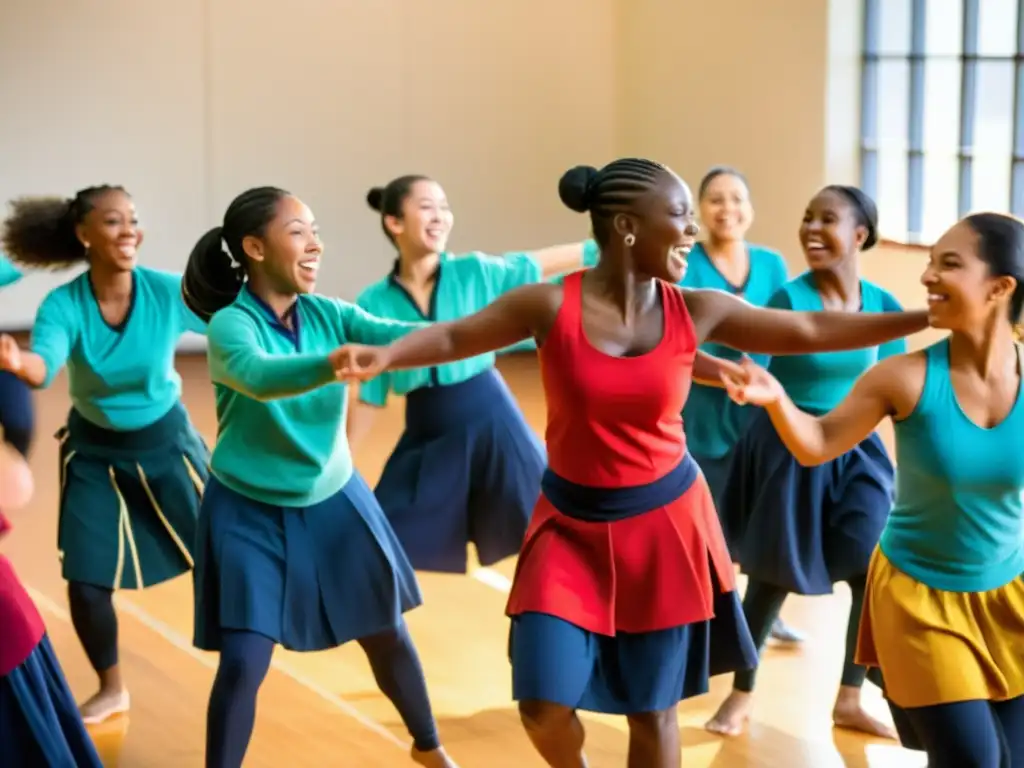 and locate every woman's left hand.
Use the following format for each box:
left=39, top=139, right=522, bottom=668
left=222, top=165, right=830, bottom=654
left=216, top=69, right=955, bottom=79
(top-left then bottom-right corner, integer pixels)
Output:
left=719, top=356, right=785, bottom=406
